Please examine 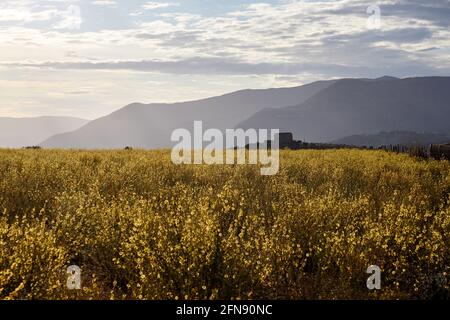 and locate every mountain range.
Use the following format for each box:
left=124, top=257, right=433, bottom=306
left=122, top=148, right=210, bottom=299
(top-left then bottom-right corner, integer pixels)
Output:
left=331, top=131, right=450, bottom=147
left=238, top=76, right=450, bottom=142
left=40, top=79, right=335, bottom=149
left=1, top=76, right=449, bottom=149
